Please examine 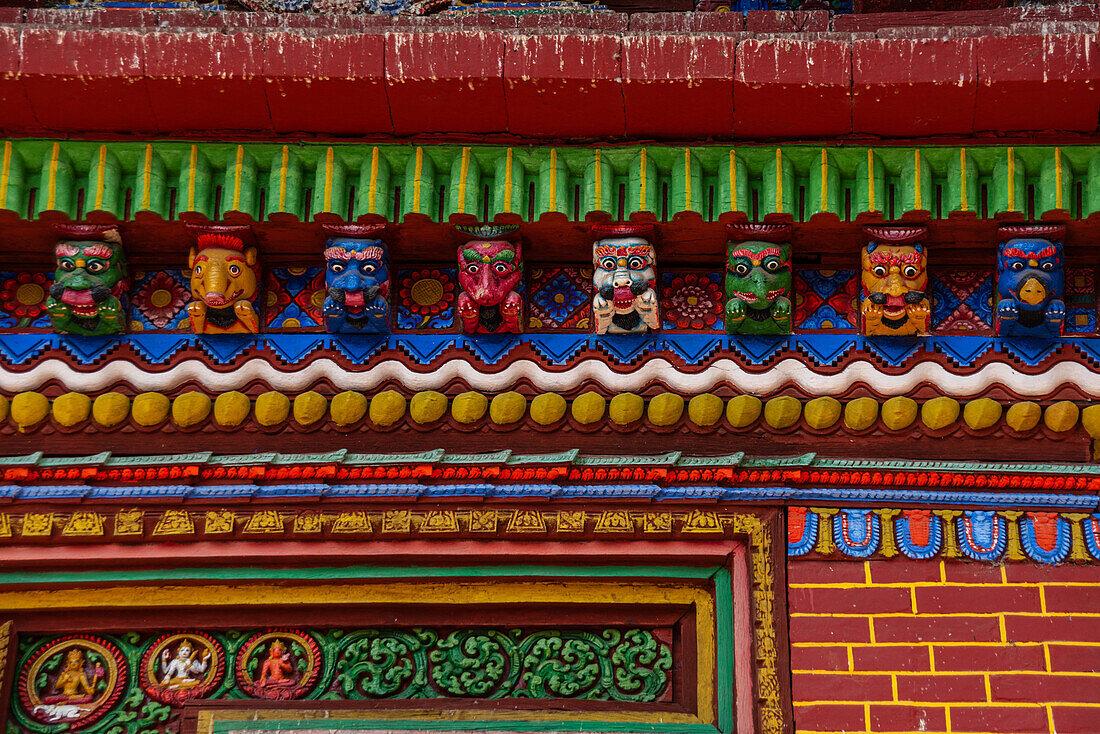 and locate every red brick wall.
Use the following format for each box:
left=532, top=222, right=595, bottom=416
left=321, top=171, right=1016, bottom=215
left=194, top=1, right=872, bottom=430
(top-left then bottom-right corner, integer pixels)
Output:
left=788, top=557, right=1100, bottom=734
